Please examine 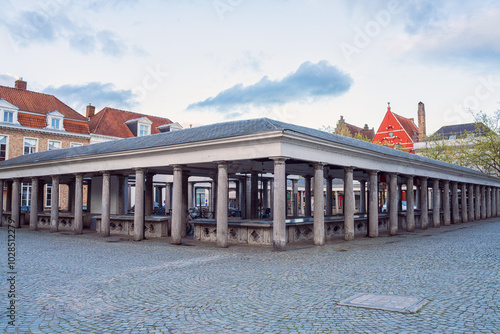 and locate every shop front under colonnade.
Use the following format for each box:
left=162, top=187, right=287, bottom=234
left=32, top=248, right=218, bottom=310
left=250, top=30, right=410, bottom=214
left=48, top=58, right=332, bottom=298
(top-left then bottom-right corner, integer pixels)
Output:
left=0, top=118, right=499, bottom=251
